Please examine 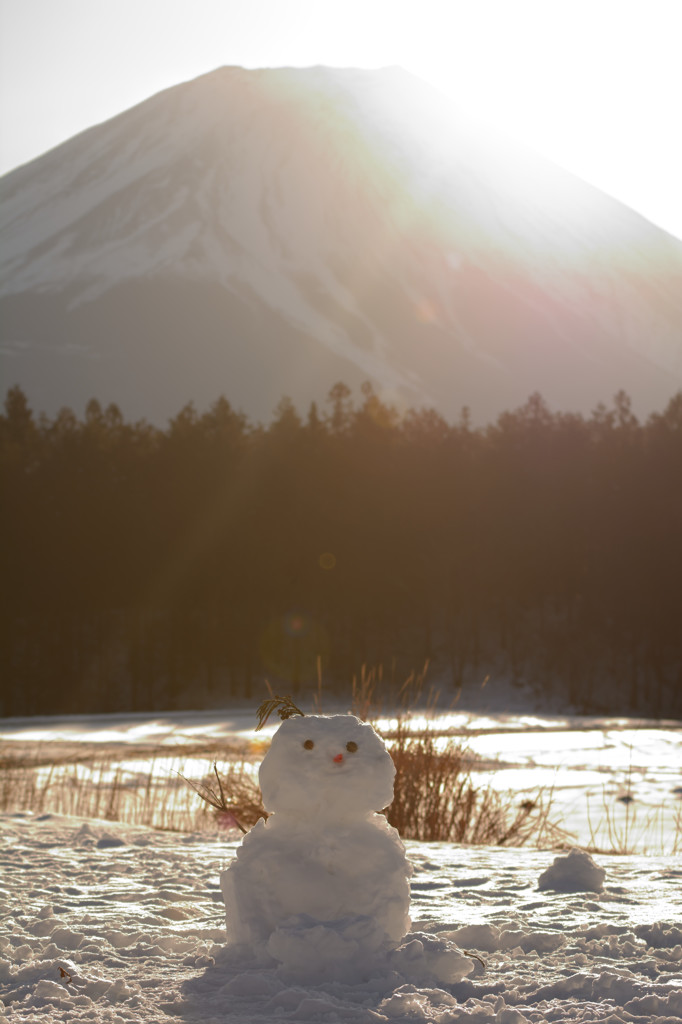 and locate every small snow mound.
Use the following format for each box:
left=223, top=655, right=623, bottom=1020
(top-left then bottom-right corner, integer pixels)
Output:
left=497, top=1010, right=530, bottom=1024
left=500, top=929, right=565, bottom=953
left=635, top=922, right=682, bottom=948
left=624, top=988, right=682, bottom=1017
left=538, top=848, right=605, bottom=892
left=444, top=924, right=501, bottom=952
left=96, top=833, right=126, bottom=849
left=378, top=984, right=457, bottom=1019
left=74, top=823, right=95, bottom=843
left=388, top=932, right=474, bottom=985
